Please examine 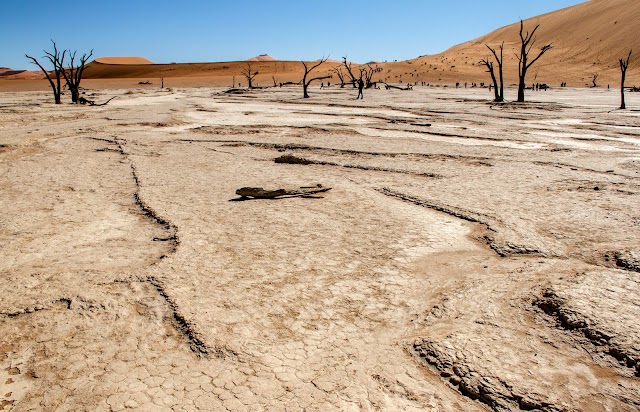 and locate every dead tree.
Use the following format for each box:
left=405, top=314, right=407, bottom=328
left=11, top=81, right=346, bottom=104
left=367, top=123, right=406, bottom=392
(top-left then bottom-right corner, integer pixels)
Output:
left=241, top=62, right=258, bottom=88
left=61, top=49, right=93, bottom=103
left=25, top=40, right=66, bottom=104
left=342, top=57, right=357, bottom=88
left=362, top=64, right=378, bottom=88
left=480, top=58, right=500, bottom=102
left=486, top=43, right=504, bottom=101
left=516, top=20, right=553, bottom=102
left=591, top=73, right=599, bottom=88
left=620, top=50, right=632, bottom=109
left=302, top=57, right=330, bottom=98
left=332, top=66, right=346, bottom=88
